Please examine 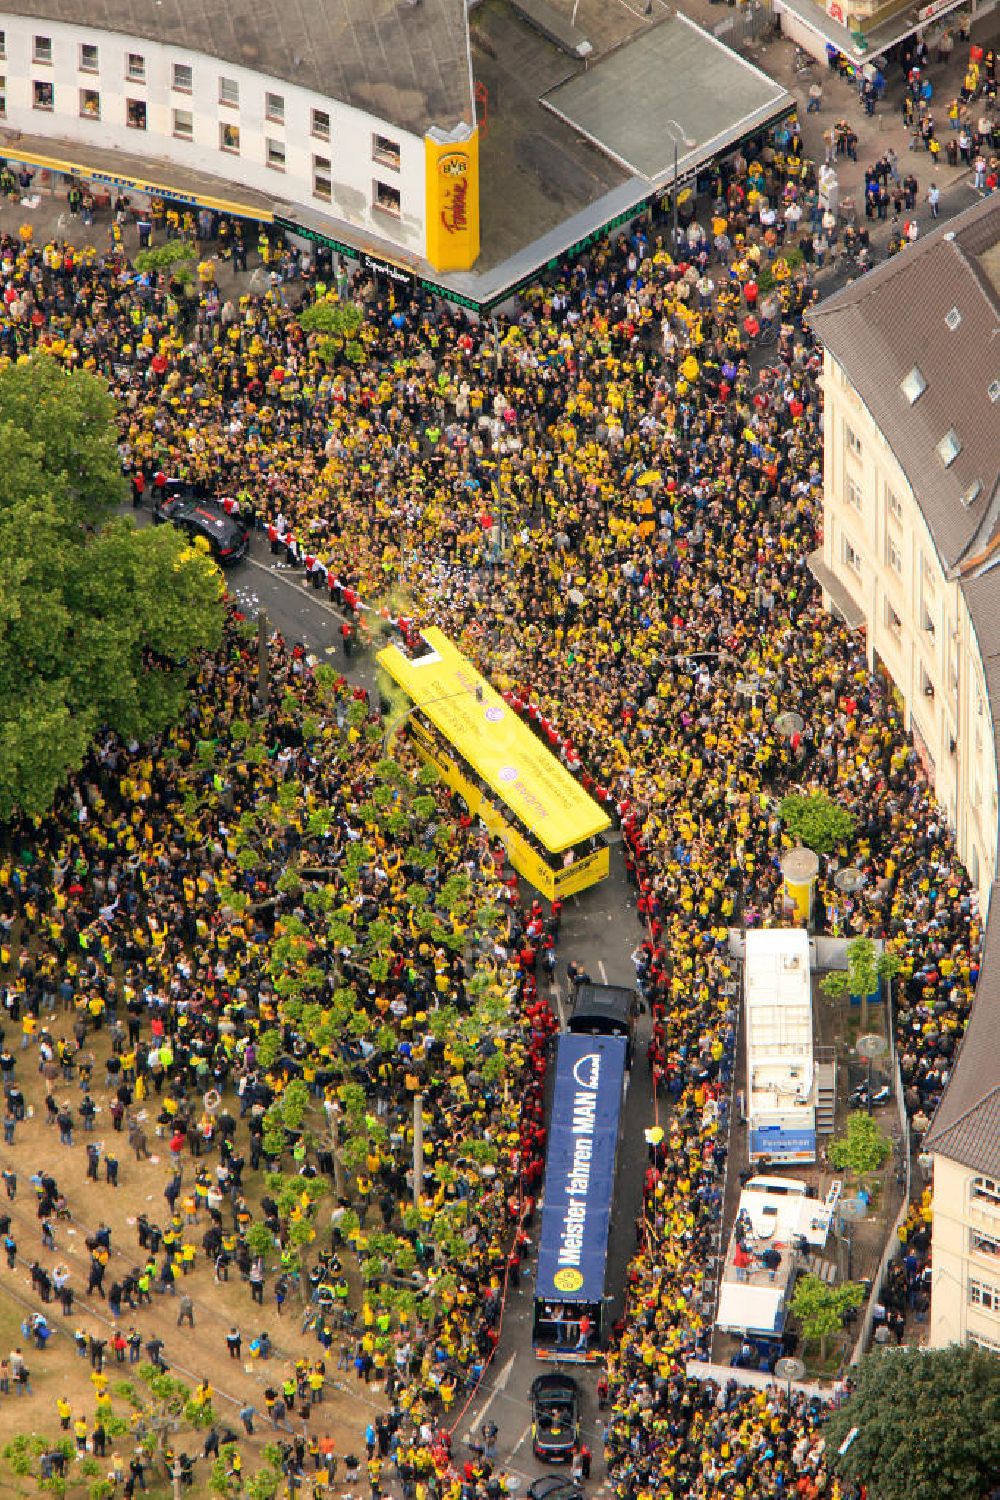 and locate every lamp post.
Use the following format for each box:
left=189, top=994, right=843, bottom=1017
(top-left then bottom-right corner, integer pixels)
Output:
left=857, top=1033, right=888, bottom=1117
left=775, top=1355, right=805, bottom=1406
left=382, top=684, right=483, bottom=755
left=838, top=1195, right=868, bottom=1280
left=664, top=121, right=696, bottom=251
left=413, top=1091, right=424, bottom=1209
